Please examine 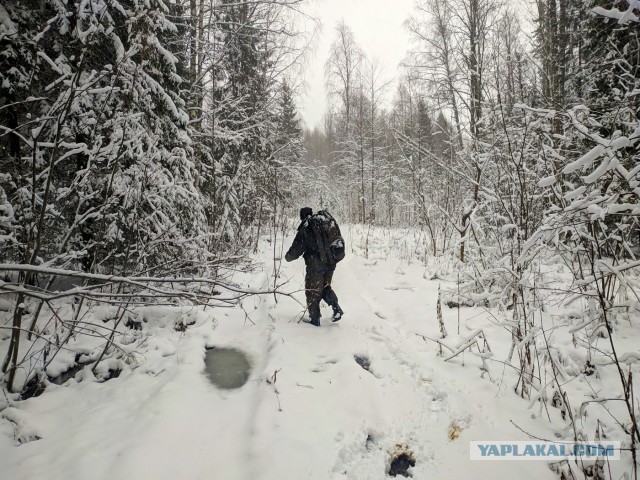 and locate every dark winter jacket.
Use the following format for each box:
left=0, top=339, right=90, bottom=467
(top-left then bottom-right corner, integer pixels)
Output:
left=285, top=219, right=335, bottom=273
